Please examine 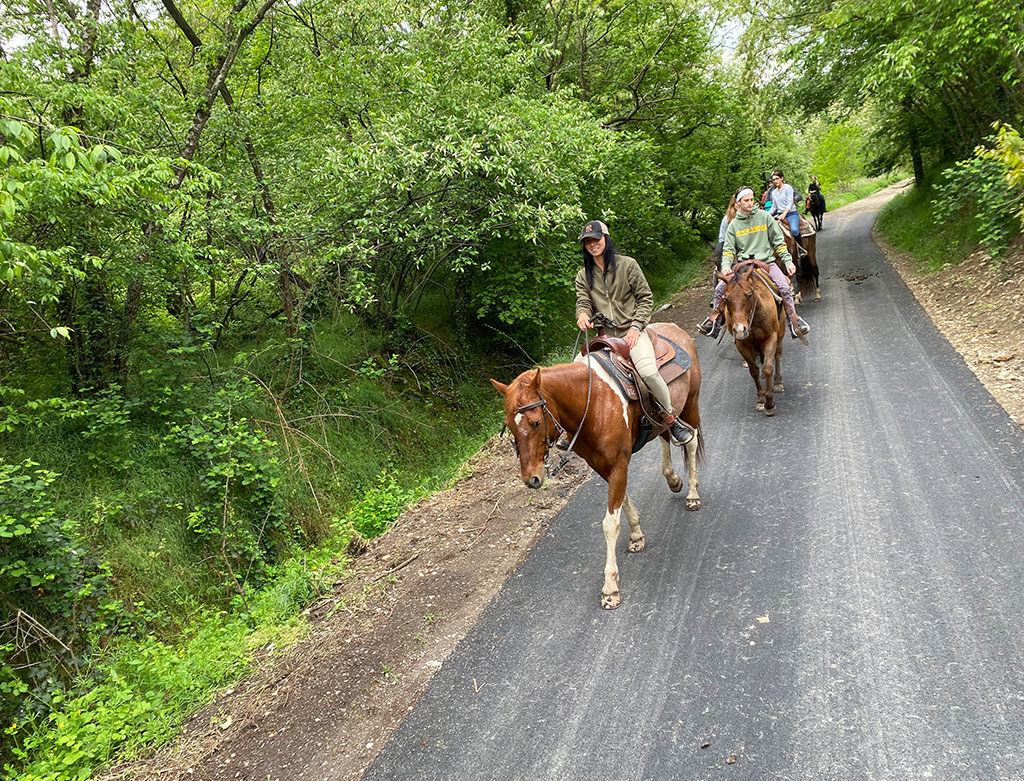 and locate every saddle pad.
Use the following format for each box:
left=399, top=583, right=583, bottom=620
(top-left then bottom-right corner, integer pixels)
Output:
left=754, top=268, right=779, bottom=295
left=586, top=334, right=694, bottom=402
